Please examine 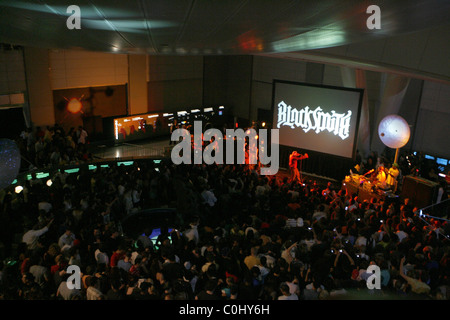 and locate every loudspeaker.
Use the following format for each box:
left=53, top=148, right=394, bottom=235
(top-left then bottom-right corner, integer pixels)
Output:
left=400, top=175, right=439, bottom=209
left=83, top=116, right=103, bottom=136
